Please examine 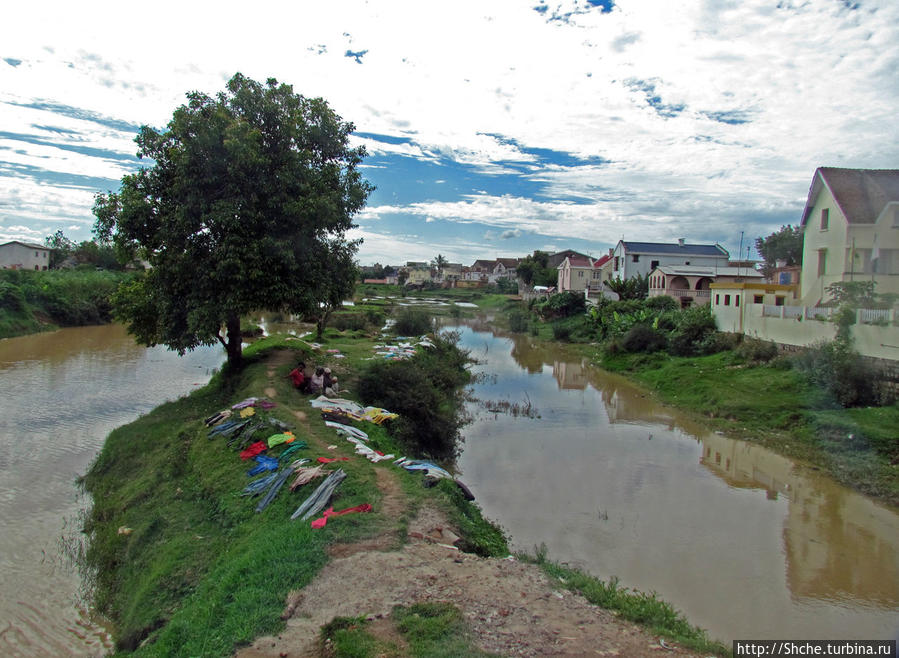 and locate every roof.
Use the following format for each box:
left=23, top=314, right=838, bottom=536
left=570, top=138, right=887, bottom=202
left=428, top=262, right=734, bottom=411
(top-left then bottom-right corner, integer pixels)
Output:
left=1, top=240, right=50, bottom=250
left=562, top=256, right=593, bottom=268
left=470, top=259, right=495, bottom=269
left=619, top=241, right=729, bottom=257
left=495, top=257, right=520, bottom=268
left=653, top=265, right=763, bottom=278
left=802, top=167, right=899, bottom=226
left=593, top=254, right=612, bottom=268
